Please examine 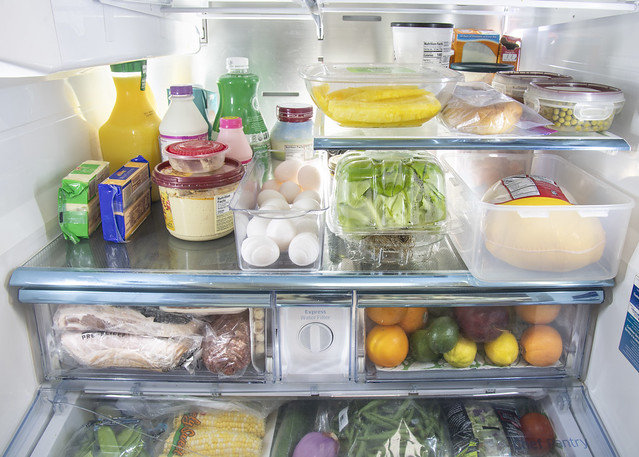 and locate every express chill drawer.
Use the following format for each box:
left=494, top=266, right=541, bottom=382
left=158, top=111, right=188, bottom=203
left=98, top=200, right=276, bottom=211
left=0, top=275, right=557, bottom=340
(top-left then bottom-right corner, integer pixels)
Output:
left=443, top=152, right=633, bottom=282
